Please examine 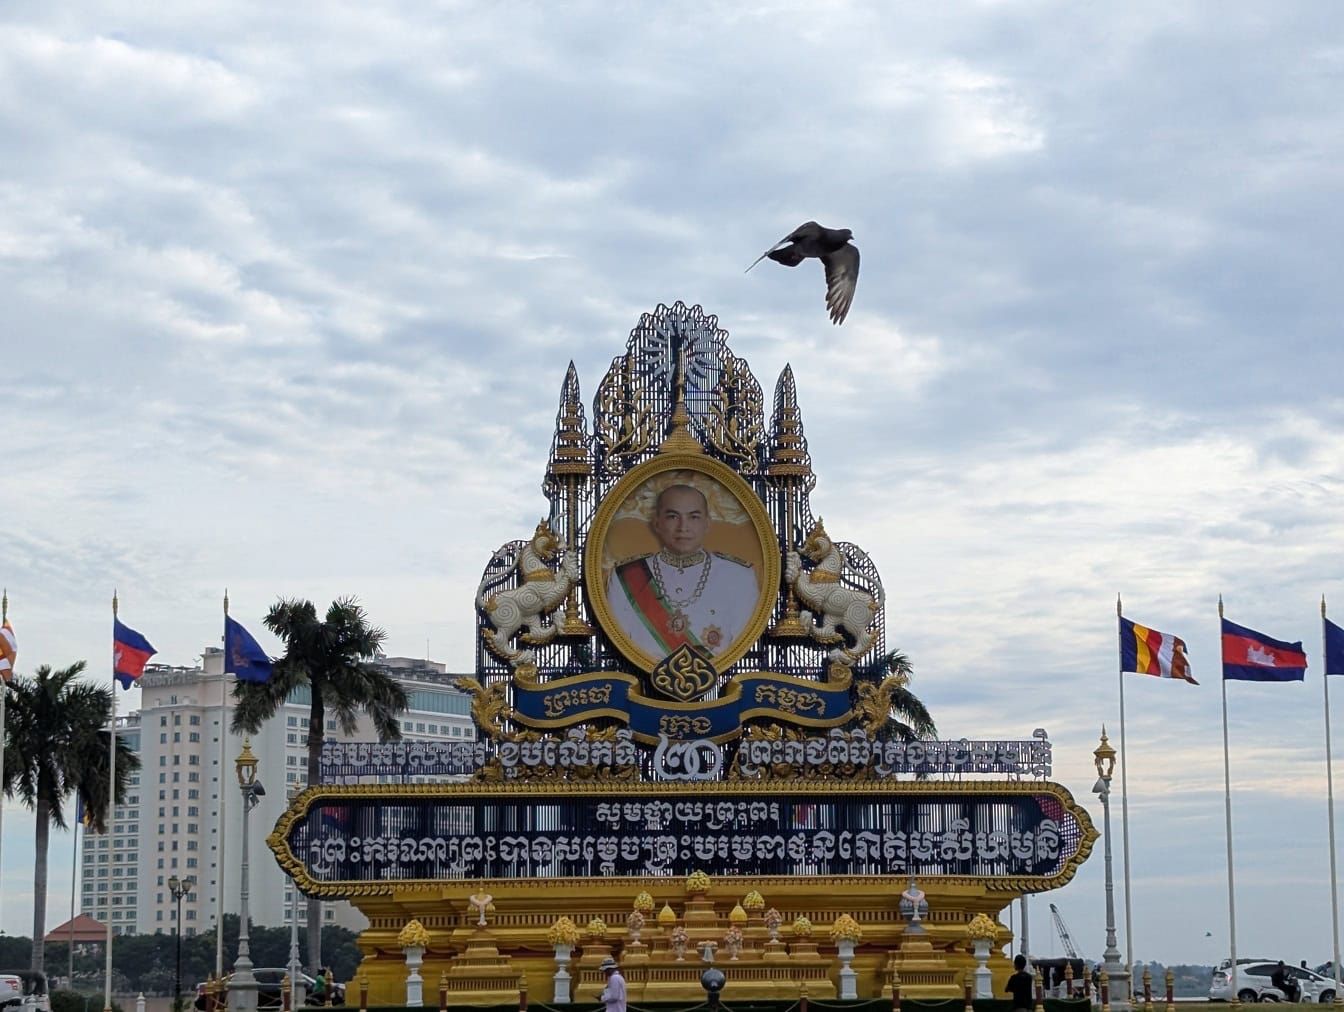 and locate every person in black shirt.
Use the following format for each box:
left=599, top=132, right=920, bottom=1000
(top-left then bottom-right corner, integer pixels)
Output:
left=1007, top=954, right=1034, bottom=1011
left=1271, top=962, right=1300, bottom=1003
